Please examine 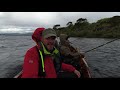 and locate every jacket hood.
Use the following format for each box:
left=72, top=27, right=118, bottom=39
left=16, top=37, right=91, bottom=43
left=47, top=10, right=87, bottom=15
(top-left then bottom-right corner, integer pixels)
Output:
left=59, top=34, right=70, bottom=46
left=32, top=27, right=45, bottom=45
